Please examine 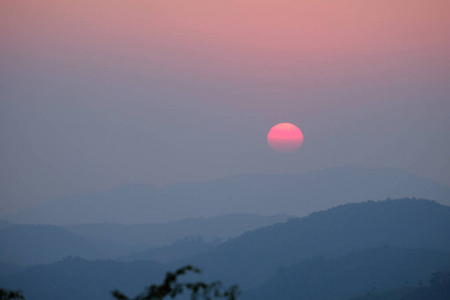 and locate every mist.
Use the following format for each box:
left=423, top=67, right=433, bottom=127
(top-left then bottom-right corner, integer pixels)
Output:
left=1, top=1, right=449, bottom=300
